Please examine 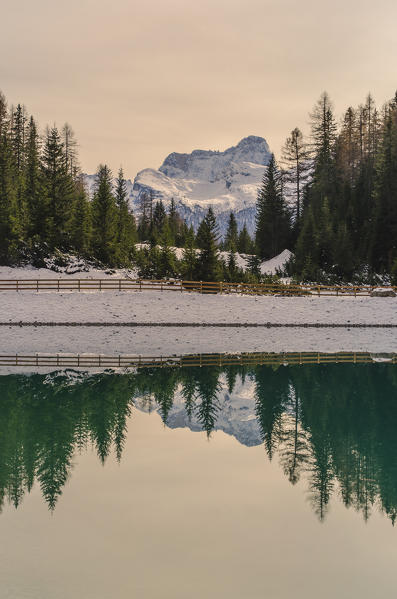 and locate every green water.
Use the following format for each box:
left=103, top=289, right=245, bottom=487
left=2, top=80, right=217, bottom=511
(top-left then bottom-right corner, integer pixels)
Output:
left=1, top=363, right=397, bottom=597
